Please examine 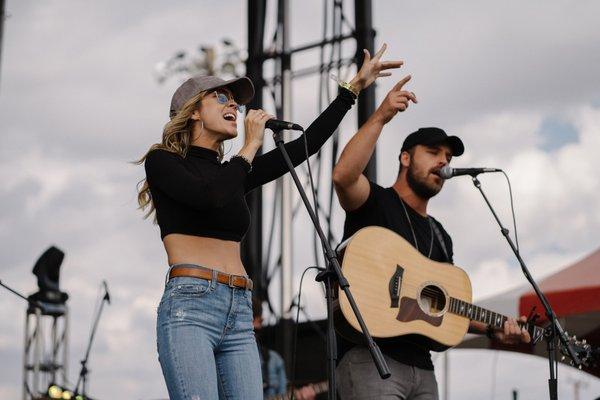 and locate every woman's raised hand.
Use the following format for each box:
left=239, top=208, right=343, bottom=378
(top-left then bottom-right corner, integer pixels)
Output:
left=244, top=109, right=275, bottom=148
left=350, top=43, right=403, bottom=92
